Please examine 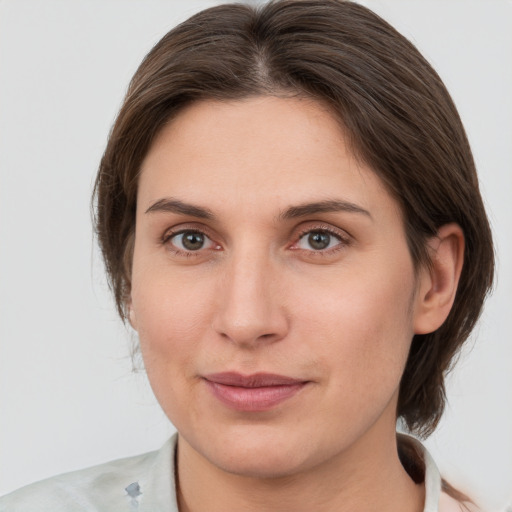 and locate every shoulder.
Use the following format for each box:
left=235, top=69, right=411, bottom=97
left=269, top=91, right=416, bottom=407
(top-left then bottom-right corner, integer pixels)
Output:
left=0, top=435, right=178, bottom=512
left=397, top=433, right=480, bottom=512
left=439, top=492, right=480, bottom=512
left=0, top=451, right=157, bottom=512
